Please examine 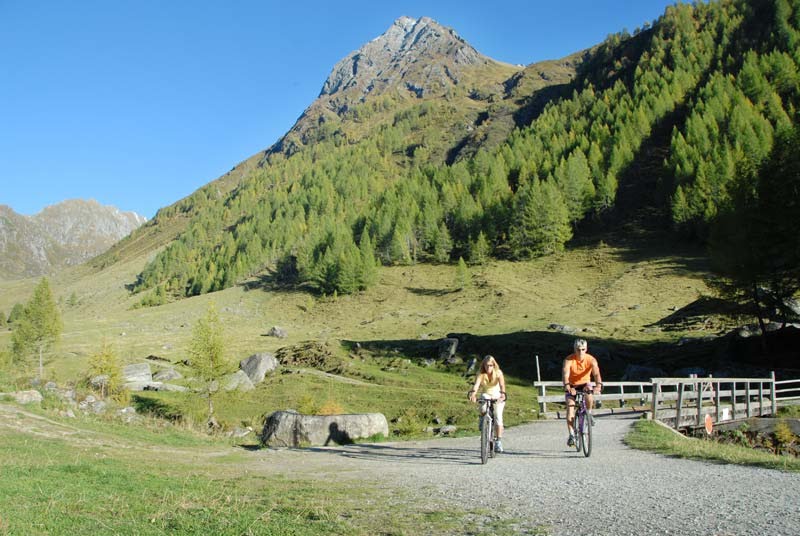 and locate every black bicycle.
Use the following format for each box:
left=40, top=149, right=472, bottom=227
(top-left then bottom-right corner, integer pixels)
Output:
left=478, top=396, right=499, bottom=464
left=572, top=388, right=594, bottom=457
